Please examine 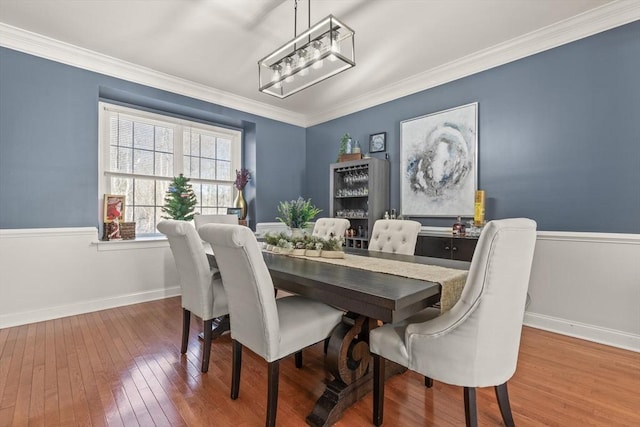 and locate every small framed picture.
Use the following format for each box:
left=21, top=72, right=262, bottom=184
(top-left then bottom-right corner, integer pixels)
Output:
left=104, top=194, right=126, bottom=223
left=369, top=132, right=387, bottom=153
left=227, top=207, right=242, bottom=219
